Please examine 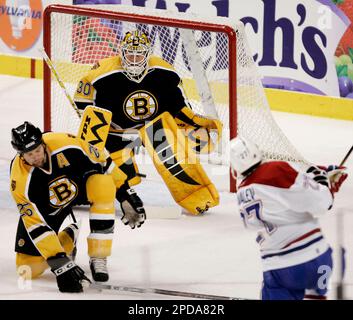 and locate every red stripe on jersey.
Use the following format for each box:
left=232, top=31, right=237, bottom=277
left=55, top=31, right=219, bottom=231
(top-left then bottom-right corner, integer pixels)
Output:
left=239, top=161, right=298, bottom=189
left=282, top=228, right=321, bottom=249
left=304, top=294, right=327, bottom=300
